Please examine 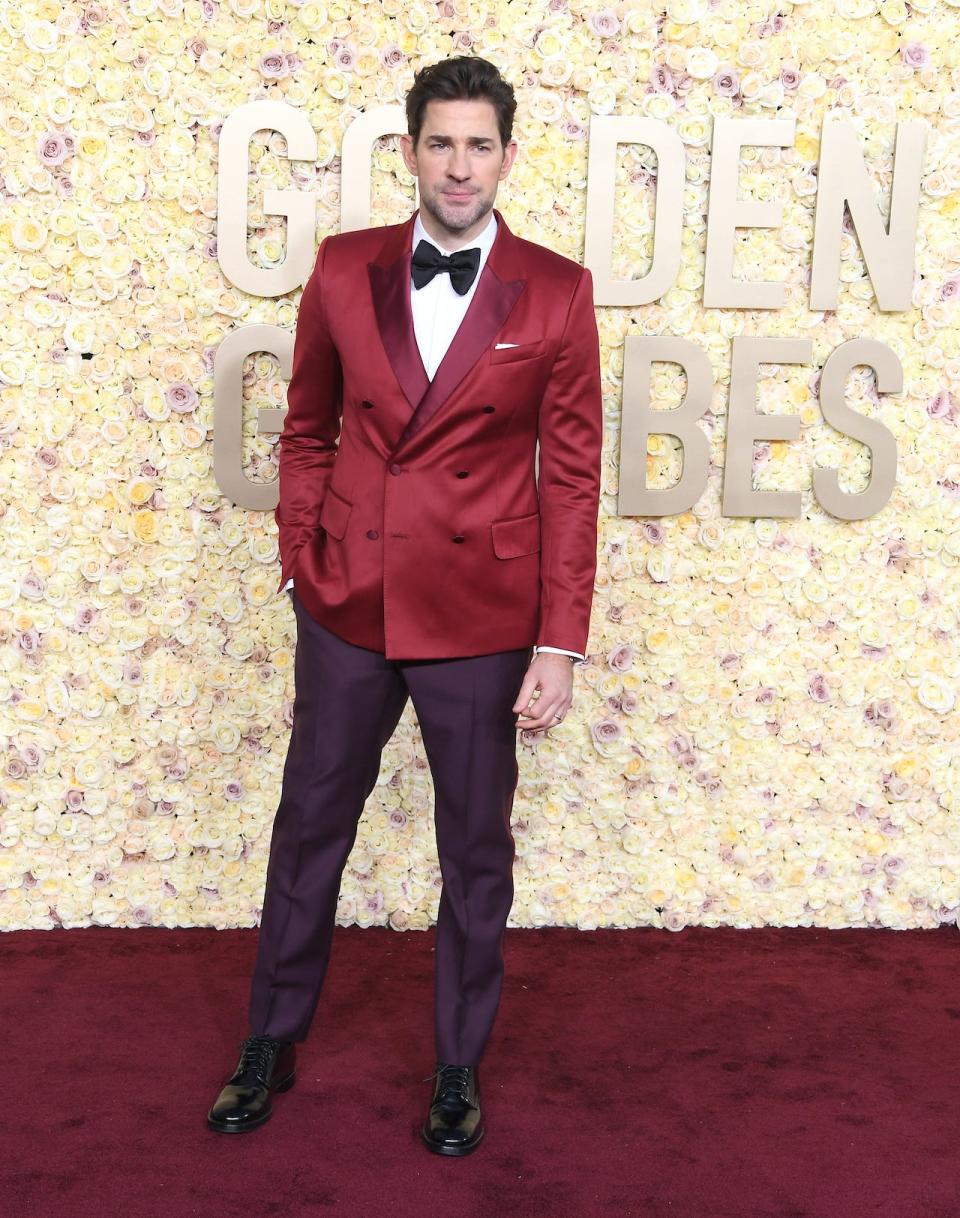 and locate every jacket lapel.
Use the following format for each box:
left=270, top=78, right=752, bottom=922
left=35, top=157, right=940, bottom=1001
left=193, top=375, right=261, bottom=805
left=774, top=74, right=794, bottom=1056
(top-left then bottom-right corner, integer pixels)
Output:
left=394, top=210, right=528, bottom=453
left=367, top=215, right=430, bottom=412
